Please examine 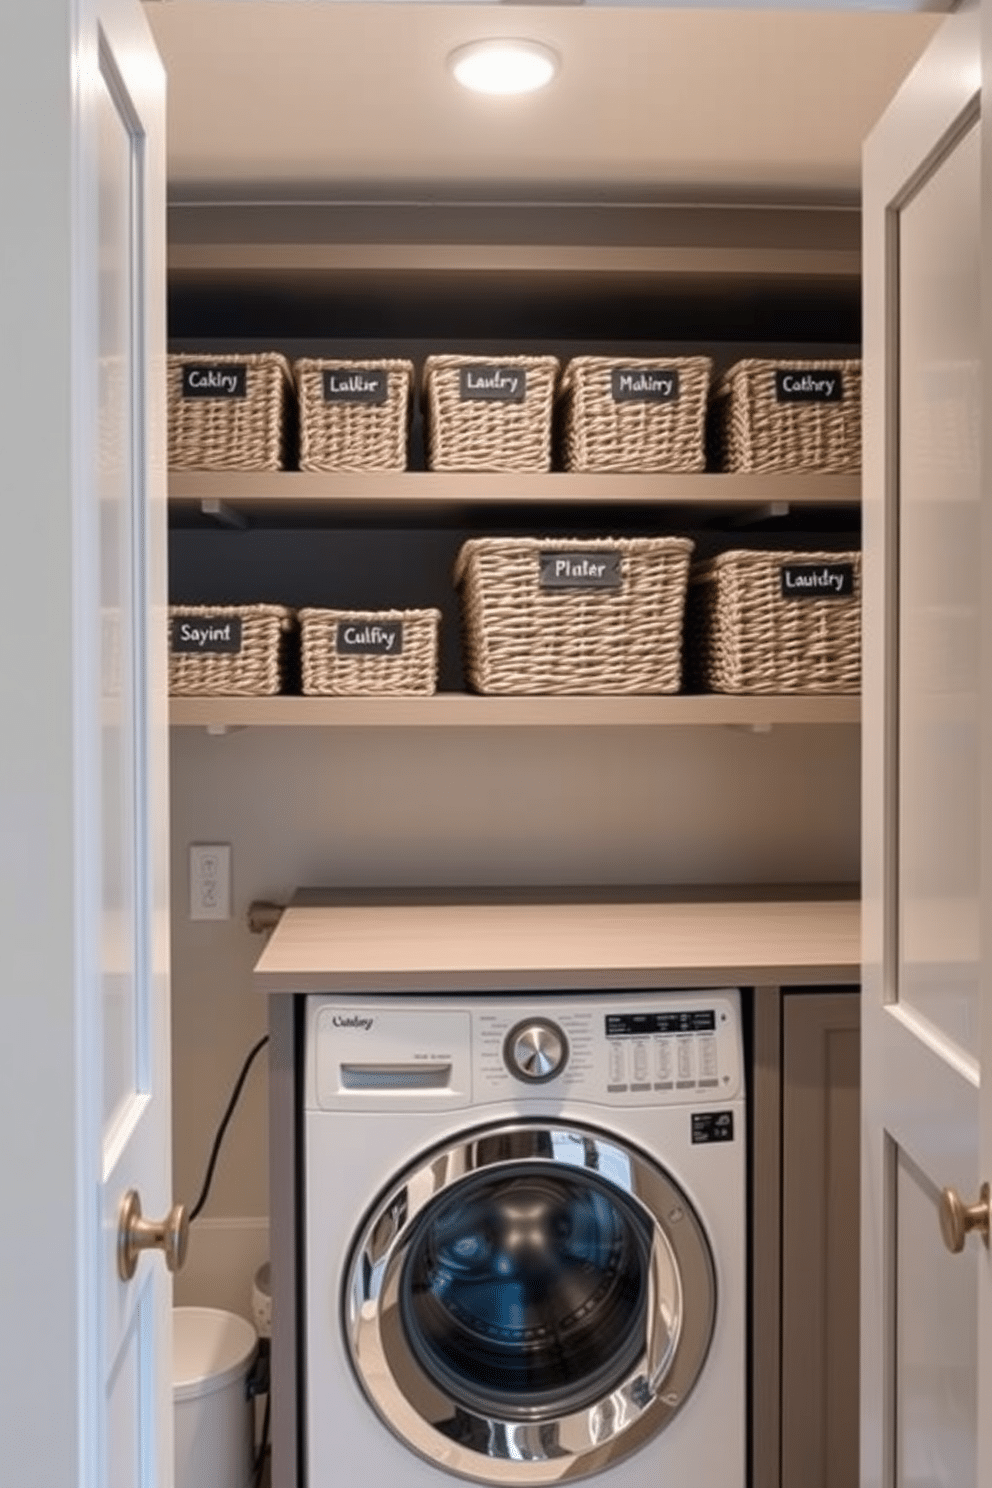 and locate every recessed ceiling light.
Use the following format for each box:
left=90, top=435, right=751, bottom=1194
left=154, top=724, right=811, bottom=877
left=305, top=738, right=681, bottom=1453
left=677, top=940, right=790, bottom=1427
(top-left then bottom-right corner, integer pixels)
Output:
left=448, top=39, right=559, bottom=97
